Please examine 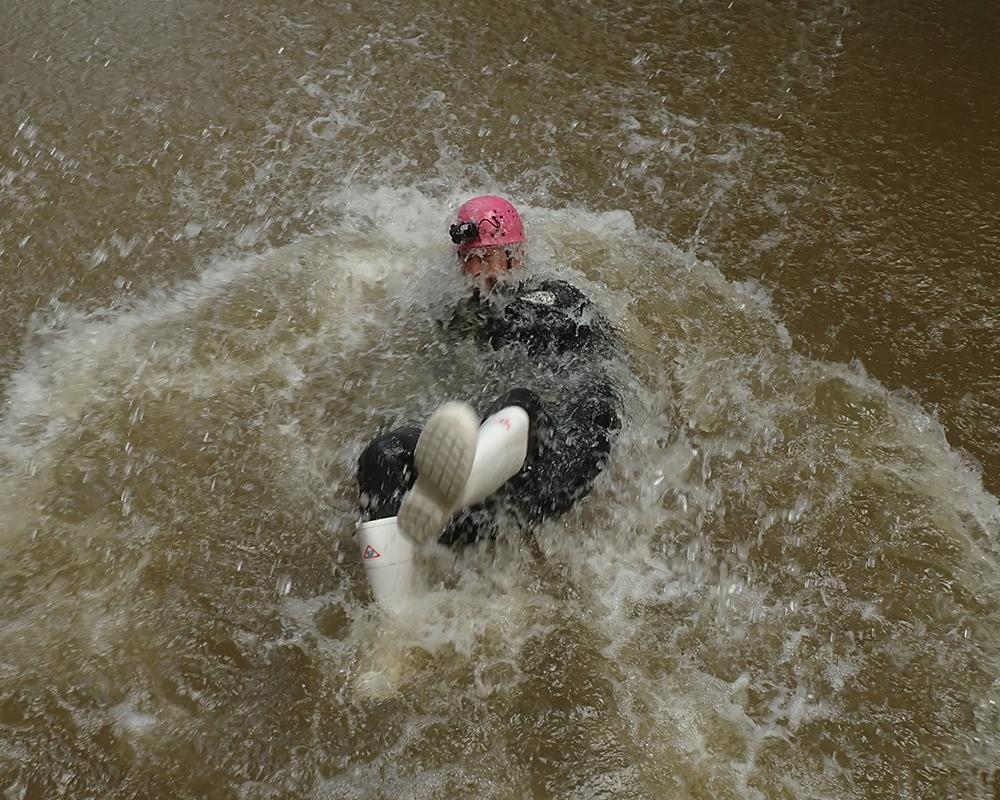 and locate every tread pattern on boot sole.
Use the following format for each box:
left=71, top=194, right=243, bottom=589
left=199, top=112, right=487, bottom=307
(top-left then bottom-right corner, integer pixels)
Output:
left=398, top=401, right=478, bottom=543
